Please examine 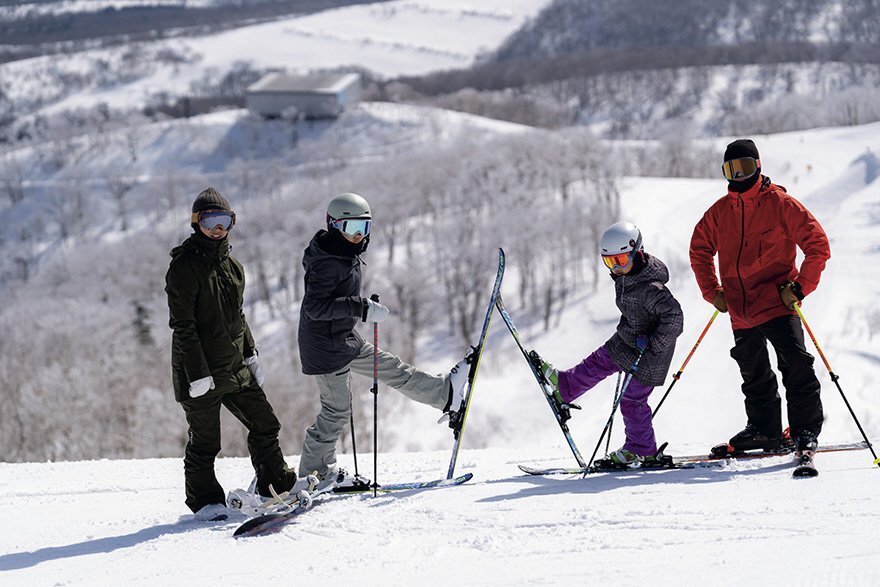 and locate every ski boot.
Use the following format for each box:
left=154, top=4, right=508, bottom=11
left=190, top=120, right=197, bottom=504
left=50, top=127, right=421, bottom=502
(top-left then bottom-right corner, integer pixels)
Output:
left=710, top=423, right=785, bottom=458
left=527, top=350, right=581, bottom=423
left=256, top=461, right=298, bottom=498
left=439, top=347, right=477, bottom=438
